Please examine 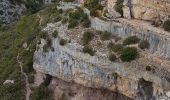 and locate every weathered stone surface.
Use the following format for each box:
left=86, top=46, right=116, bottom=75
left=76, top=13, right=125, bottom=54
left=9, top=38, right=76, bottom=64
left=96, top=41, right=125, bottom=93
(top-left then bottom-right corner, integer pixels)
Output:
left=0, top=0, right=25, bottom=24
left=107, top=0, right=170, bottom=21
